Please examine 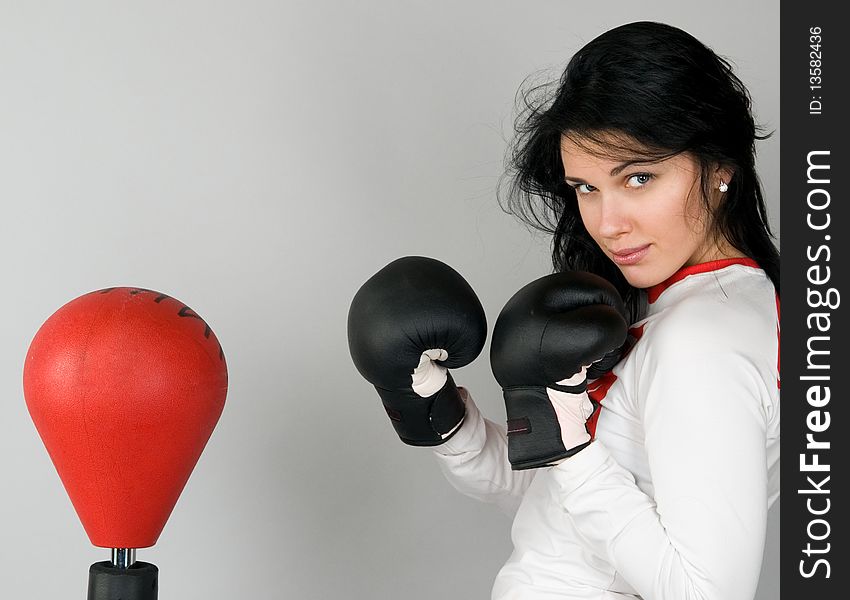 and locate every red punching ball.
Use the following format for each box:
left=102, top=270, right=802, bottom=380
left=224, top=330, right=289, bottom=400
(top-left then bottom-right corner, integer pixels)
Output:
left=23, top=287, right=228, bottom=550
